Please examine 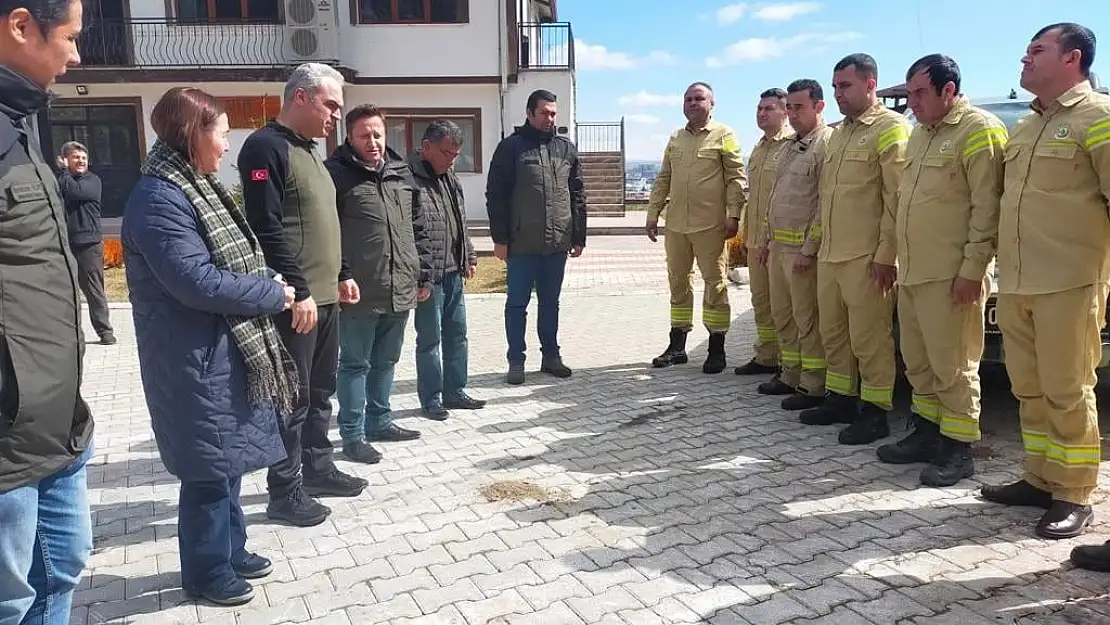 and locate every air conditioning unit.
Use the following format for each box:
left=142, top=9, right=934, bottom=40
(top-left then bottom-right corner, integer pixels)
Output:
left=283, top=0, right=339, bottom=62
